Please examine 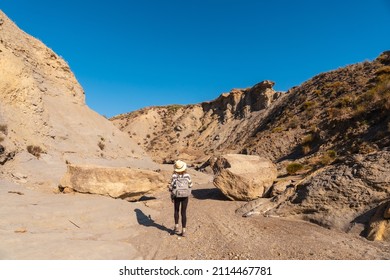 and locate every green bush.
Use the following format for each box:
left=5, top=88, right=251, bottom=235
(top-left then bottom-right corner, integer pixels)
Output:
left=326, top=150, right=337, bottom=159
left=286, top=163, right=304, bottom=175
left=272, top=126, right=284, bottom=133
left=303, top=101, right=316, bottom=110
